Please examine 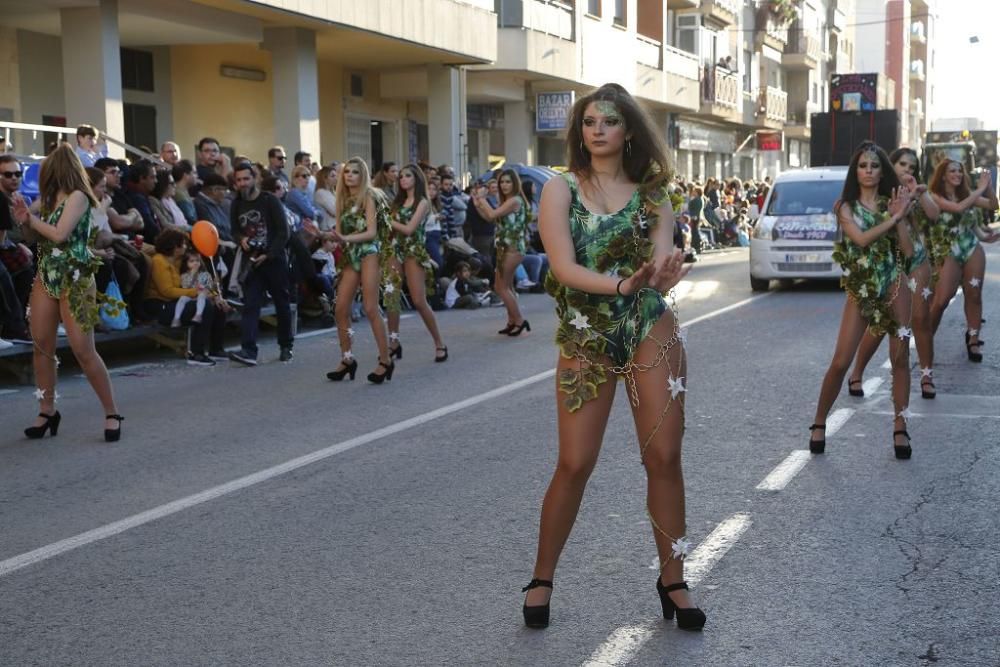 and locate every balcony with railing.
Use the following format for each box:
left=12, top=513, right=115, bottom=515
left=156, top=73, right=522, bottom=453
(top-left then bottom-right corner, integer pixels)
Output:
left=910, top=59, right=925, bottom=83
left=664, top=45, right=701, bottom=110
left=497, top=0, right=574, bottom=40
left=700, top=65, right=741, bottom=123
left=702, top=0, right=740, bottom=27
left=782, top=29, right=820, bottom=70
left=667, top=0, right=700, bottom=8
left=756, top=85, right=788, bottom=128
left=910, top=21, right=927, bottom=45
left=492, top=0, right=576, bottom=79
left=636, top=34, right=662, bottom=69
